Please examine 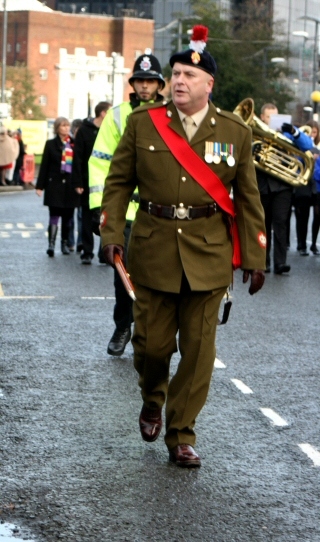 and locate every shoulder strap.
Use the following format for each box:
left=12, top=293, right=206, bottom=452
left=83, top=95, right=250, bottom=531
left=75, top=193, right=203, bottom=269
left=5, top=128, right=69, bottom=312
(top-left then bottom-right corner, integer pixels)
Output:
left=148, top=107, right=241, bottom=269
